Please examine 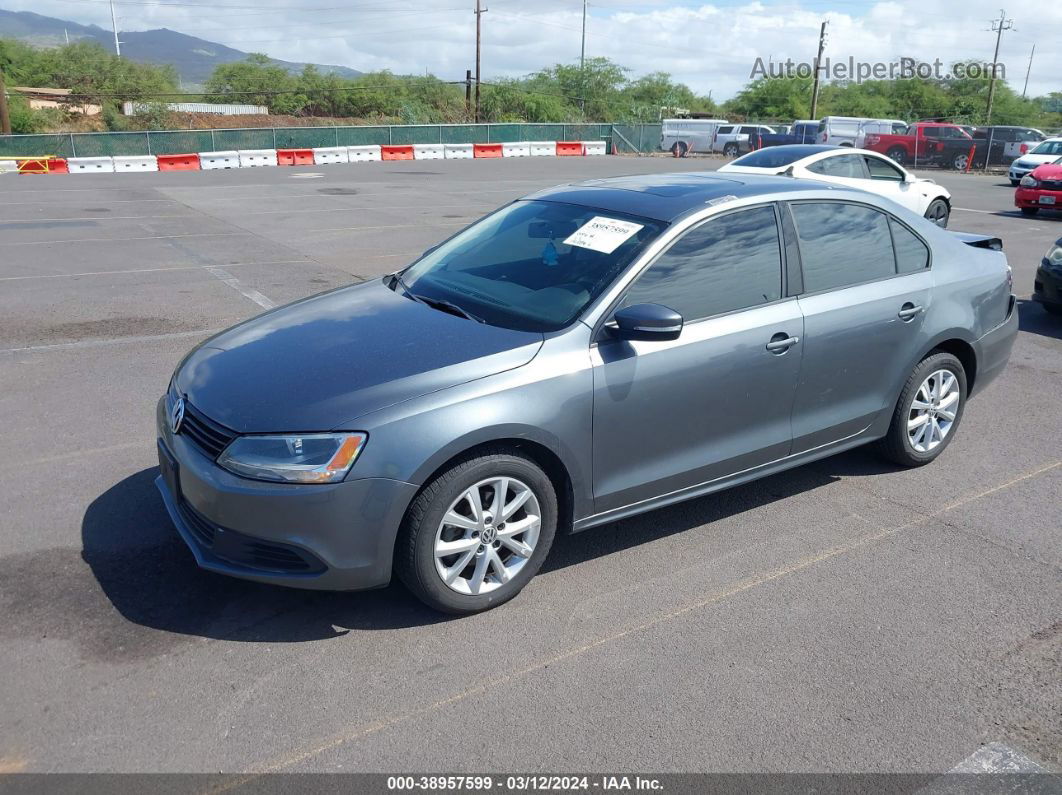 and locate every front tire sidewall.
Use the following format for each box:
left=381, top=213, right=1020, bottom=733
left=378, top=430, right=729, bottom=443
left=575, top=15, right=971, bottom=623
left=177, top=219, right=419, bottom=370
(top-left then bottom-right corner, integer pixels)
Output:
left=924, top=199, right=950, bottom=228
left=887, top=354, right=967, bottom=467
left=400, top=454, right=558, bottom=614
